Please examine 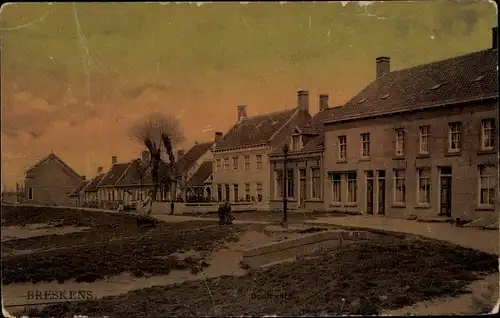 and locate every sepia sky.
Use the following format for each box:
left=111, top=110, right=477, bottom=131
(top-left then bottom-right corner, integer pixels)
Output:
left=0, top=1, right=497, bottom=190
